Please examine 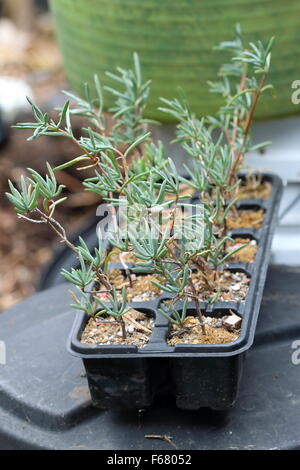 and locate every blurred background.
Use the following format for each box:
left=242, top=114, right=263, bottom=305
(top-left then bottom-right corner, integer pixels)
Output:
left=0, top=0, right=98, bottom=310
left=1, top=0, right=300, bottom=312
